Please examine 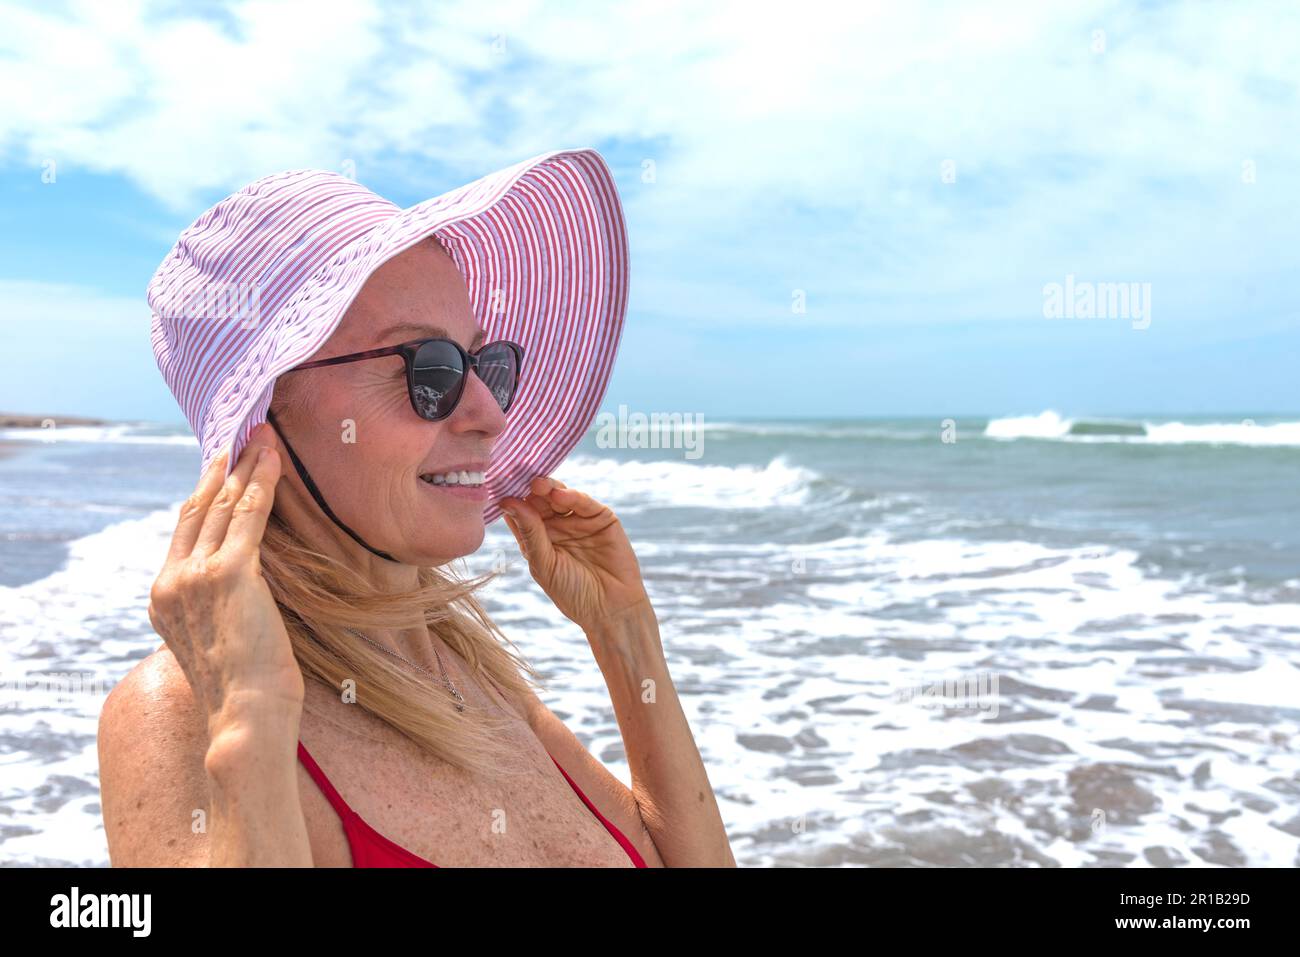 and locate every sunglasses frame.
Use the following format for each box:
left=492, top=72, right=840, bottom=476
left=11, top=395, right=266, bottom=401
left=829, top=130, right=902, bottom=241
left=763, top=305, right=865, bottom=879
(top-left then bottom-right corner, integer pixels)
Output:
left=285, top=336, right=525, bottom=421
